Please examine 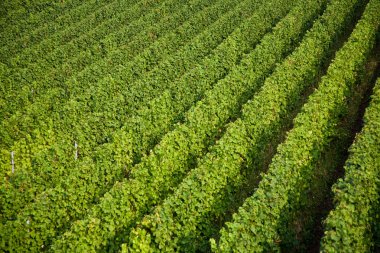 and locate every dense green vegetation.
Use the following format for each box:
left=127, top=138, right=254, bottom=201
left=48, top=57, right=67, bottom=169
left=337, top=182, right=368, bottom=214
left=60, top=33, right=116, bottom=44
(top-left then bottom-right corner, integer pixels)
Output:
left=1, top=0, right=379, bottom=252
left=50, top=0, right=296, bottom=251
left=1, top=0, right=236, bottom=222
left=214, top=0, right=380, bottom=251
left=320, top=76, right=380, bottom=251
left=126, top=0, right=367, bottom=251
